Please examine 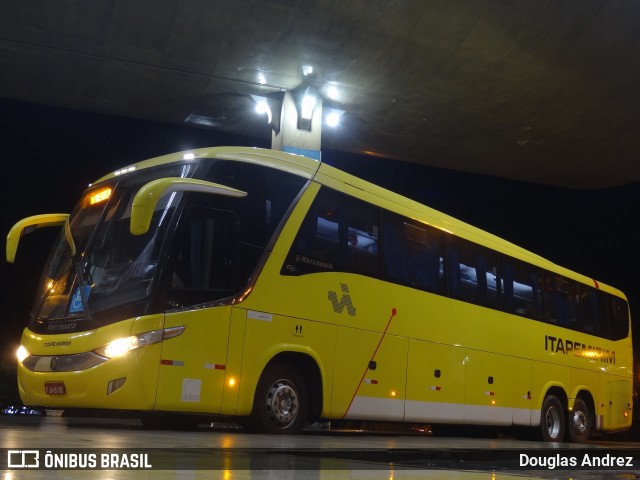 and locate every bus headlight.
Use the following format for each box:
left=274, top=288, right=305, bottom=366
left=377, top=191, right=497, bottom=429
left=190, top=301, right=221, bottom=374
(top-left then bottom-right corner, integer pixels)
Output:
left=16, top=345, right=29, bottom=363
left=99, top=336, right=139, bottom=358
left=95, top=330, right=163, bottom=359
left=94, top=327, right=185, bottom=359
